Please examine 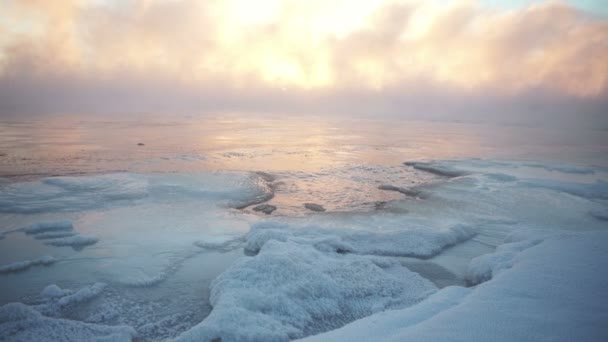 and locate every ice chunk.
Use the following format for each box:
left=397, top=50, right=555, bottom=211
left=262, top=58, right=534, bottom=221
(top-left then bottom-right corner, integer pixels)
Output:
left=194, top=236, right=245, bottom=253
left=45, top=235, right=99, bottom=248
left=40, top=283, right=107, bottom=317
left=0, top=256, right=56, bottom=274
left=0, top=303, right=135, bottom=342
left=23, top=221, right=74, bottom=234
left=303, top=203, right=326, bottom=212
left=33, top=231, right=78, bottom=240
left=245, top=221, right=476, bottom=258
left=40, top=284, right=68, bottom=298
left=175, top=240, right=436, bottom=341
left=300, top=231, right=608, bottom=342
left=378, top=184, right=421, bottom=197
left=403, top=161, right=468, bottom=178
left=252, top=204, right=277, bottom=215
